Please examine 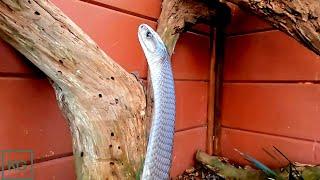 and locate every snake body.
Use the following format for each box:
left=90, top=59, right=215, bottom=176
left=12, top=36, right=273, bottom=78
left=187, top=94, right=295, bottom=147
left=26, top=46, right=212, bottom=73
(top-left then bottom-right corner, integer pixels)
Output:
left=138, top=24, right=176, bottom=179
